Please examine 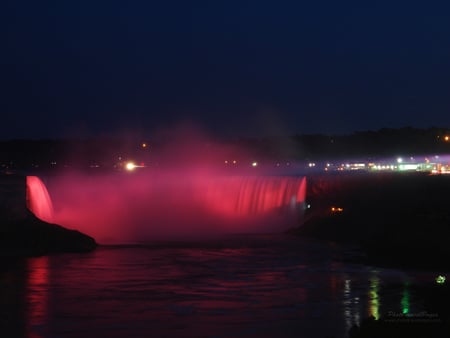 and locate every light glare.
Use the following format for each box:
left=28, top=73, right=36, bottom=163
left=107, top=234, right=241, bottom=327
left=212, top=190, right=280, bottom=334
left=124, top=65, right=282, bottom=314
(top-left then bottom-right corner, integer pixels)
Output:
left=126, top=162, right=136, bottom=171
